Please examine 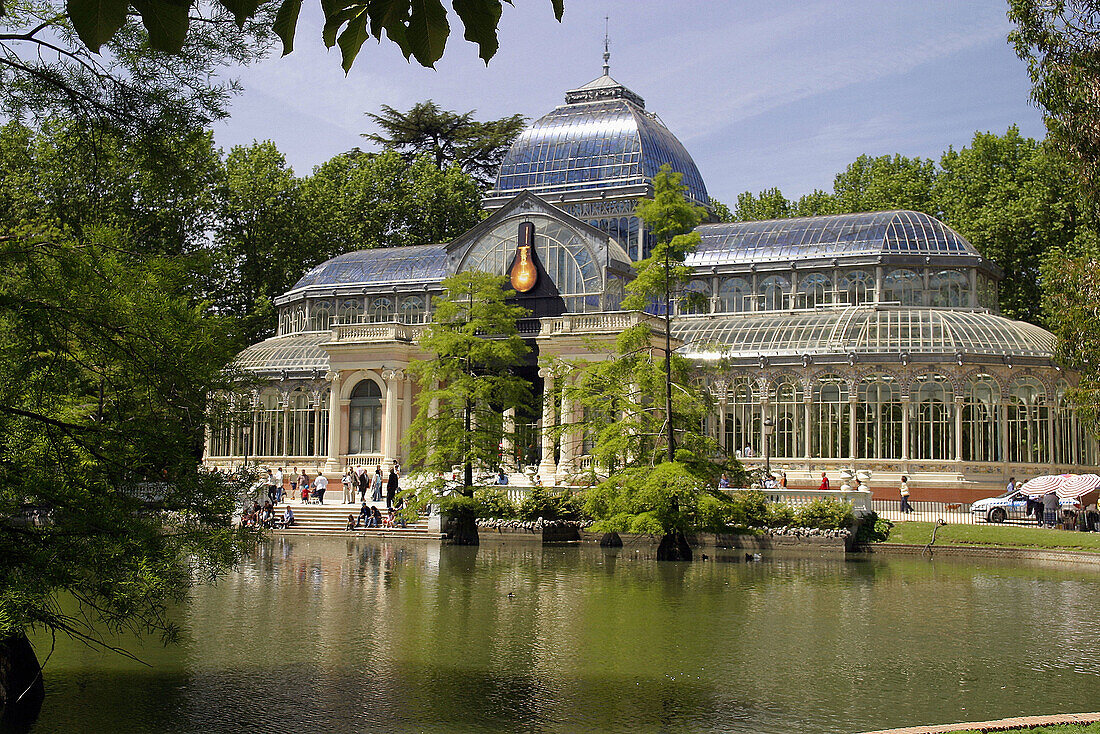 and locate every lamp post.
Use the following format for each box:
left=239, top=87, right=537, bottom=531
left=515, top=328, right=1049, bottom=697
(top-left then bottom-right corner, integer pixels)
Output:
left=762, top=417, right=774, bottom=478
